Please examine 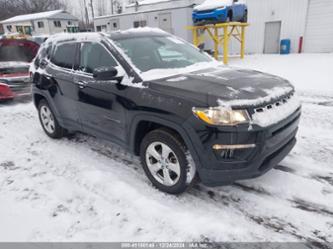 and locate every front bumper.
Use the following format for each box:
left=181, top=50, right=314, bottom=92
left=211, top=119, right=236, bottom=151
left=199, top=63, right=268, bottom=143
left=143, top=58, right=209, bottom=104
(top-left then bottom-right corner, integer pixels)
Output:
left=192, top=8, right=228, bottom=23
left=0, top=76, right=32, bottom=100
left=0, top=83, right=14, bottom=101
left=185, top=107, right=301, bottom=186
